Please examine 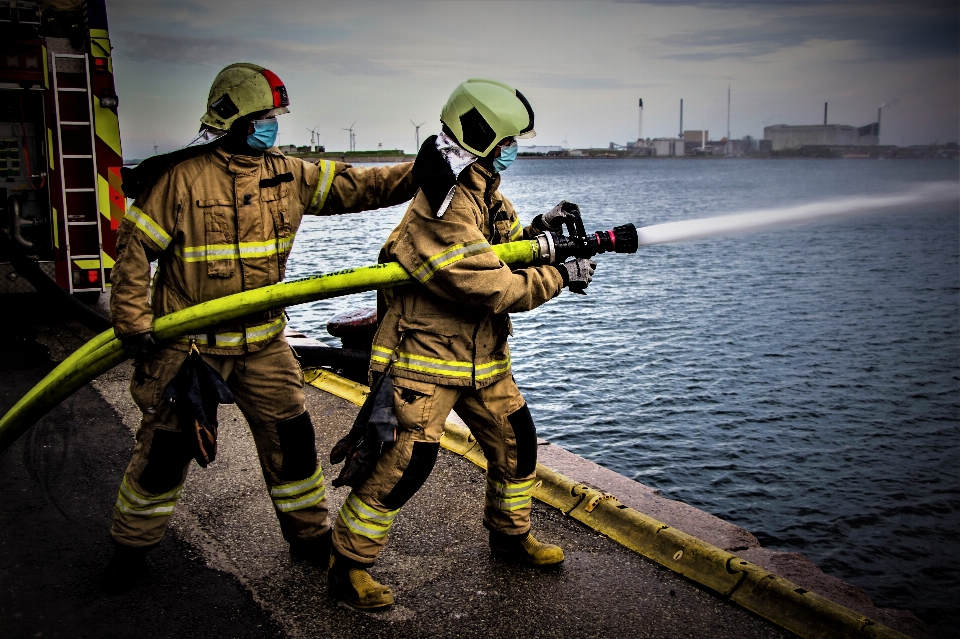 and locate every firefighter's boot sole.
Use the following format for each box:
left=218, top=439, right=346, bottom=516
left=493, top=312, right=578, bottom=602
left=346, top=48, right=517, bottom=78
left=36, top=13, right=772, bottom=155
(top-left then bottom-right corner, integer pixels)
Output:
left=490, top=531, right=565, bottom=567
